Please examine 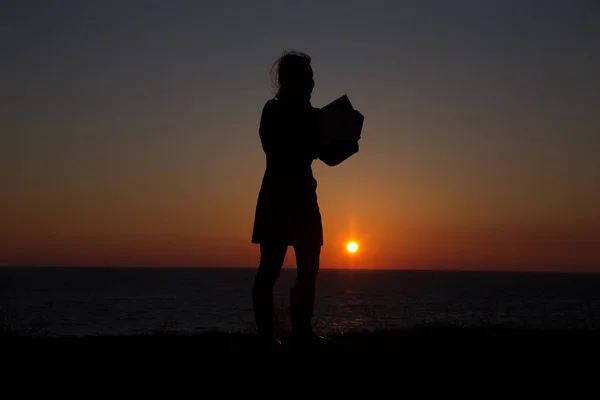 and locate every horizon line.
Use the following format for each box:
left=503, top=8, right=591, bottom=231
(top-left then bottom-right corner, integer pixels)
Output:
left=1, top=265, right=598, bottom=275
